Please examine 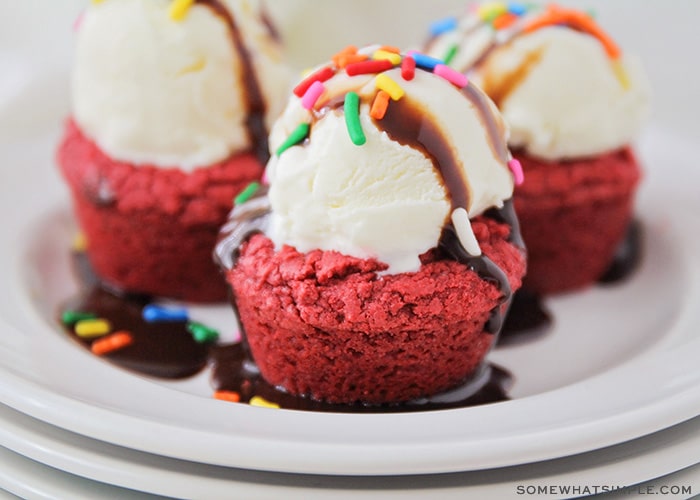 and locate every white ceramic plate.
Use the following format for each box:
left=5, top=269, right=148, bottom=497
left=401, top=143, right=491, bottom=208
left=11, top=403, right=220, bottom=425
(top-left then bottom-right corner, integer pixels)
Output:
left=2, top=402, right=699, bottom=499
left=1, top=120, right=699, bottom=475
left=2, top=0, right=700, bottom=478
